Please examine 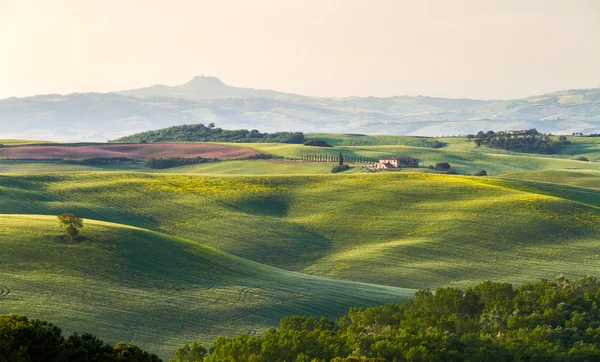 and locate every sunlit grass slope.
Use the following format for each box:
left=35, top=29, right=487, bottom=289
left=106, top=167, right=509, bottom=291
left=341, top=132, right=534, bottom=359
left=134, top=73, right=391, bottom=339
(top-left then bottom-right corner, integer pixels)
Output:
left=2, top=173, right=599, bottom=290
left=0, top=139, right=53, bottom=146
left=501, top=169, right=600, bottom=190
left=305, top=133, right=600, bottom=162
left=304, top=133, right=438, bottom=147
left=161, top=160, right=364, bottom=175
left=0, top=214, right=411, bottom=359
left=493, top=169, right=600, bottom=208
left=0, top=161, right=146, bottom=173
